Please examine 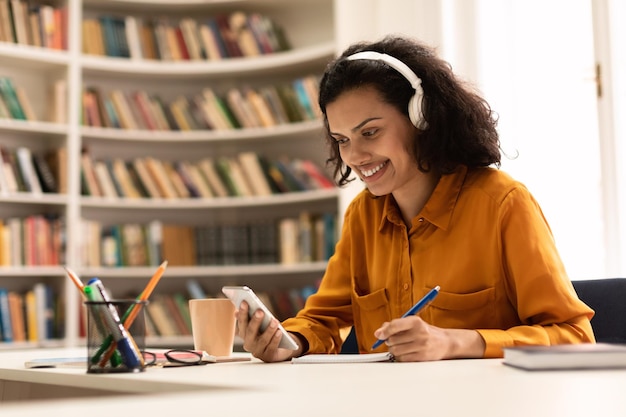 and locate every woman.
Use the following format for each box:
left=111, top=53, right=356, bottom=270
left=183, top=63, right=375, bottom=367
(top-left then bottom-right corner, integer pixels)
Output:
left=236, top=35, right=595, bottom=362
